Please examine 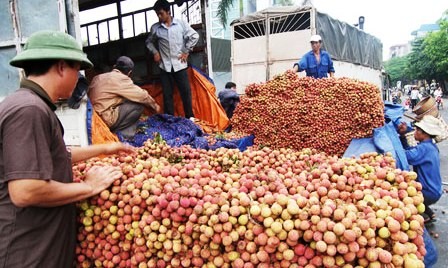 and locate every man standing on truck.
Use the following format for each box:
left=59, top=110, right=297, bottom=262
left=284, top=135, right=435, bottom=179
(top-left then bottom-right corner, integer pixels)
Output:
left=145, top=0, right=199, bottom=119
left=89, top=56, right=161, bottom=138
left=0, top=30, right=134, bottom=267
left=292, top=34, right=335, bottom=78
